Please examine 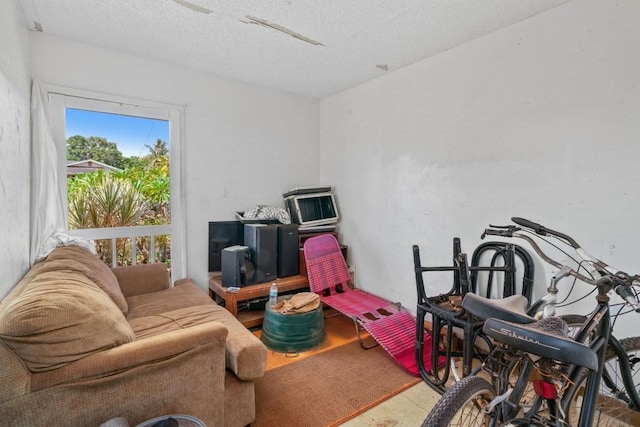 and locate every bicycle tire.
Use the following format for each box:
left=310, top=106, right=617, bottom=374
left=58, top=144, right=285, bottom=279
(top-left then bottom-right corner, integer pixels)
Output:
left=562, top=315, right=640, bottom=425
left=603, top=336, right=640, bottom=407
left=422, top=376, right=495, bottom=427
left=562, top=315, right=640, bottom=400
left=560, top=314, right=593, bottom=339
